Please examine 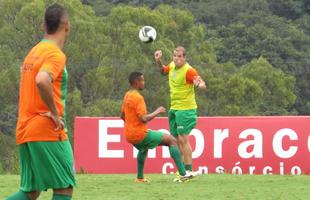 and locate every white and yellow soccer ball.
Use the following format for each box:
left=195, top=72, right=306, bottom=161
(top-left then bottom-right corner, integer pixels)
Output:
left=139, top=26, right=157, bottom=43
